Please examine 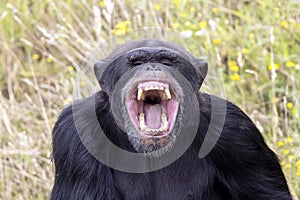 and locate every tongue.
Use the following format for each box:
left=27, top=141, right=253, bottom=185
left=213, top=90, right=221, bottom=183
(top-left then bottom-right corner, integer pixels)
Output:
left=144, top=104, right=162, bottom=129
